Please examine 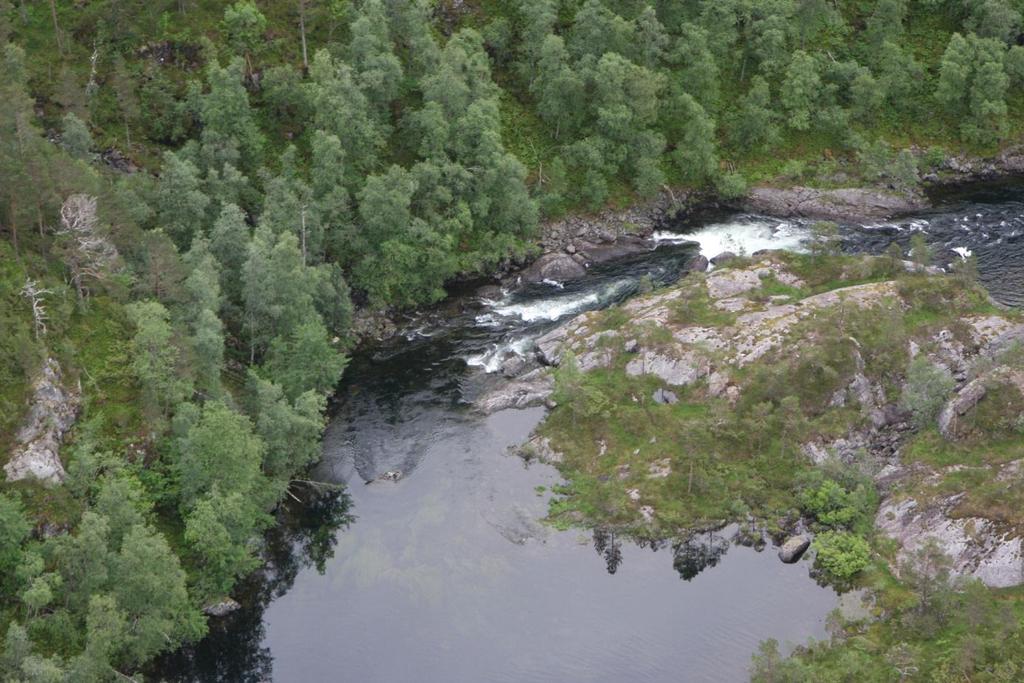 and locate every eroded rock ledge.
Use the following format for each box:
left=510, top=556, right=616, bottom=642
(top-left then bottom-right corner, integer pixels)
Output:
left=743, top=187, right=929, bottom=223
left=5, top=358, right=80, bottom=485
